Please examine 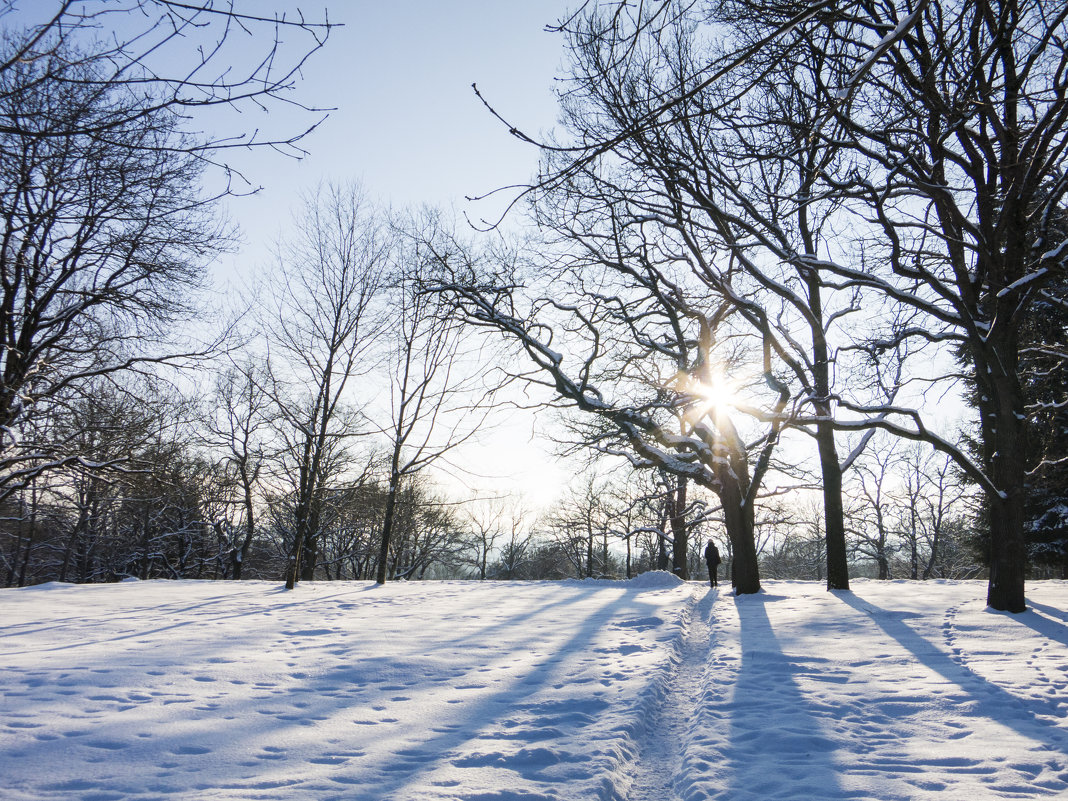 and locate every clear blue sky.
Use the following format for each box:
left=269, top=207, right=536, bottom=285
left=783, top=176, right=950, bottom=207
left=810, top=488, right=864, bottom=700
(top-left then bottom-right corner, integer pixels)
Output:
left=222, top=1, right=571, bottom=277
